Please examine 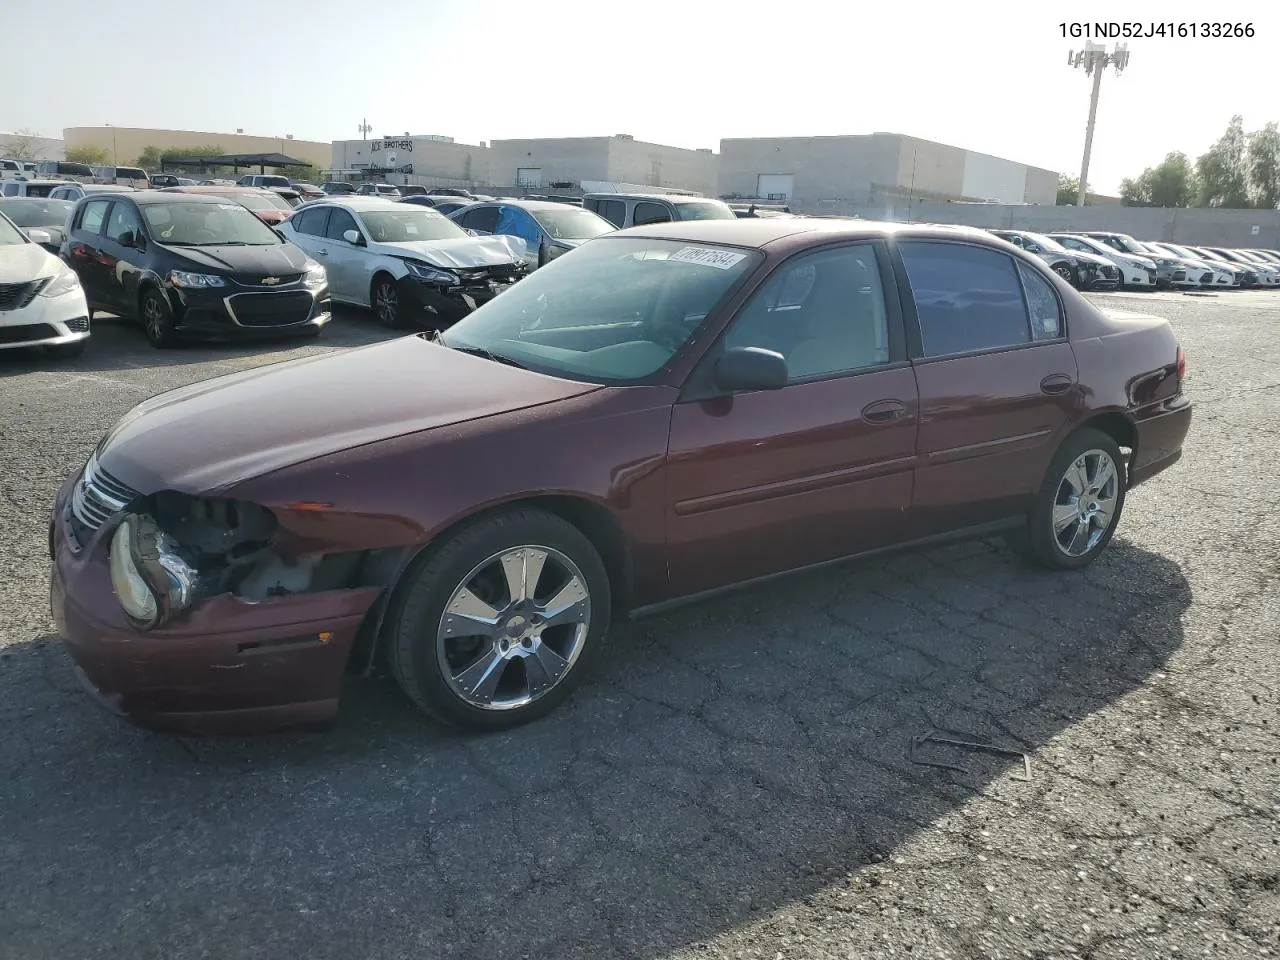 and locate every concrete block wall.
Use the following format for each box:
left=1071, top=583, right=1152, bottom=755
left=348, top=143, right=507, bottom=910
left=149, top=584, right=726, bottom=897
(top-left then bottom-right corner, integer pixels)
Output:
left=882, top=202, right=1280, bottom=249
